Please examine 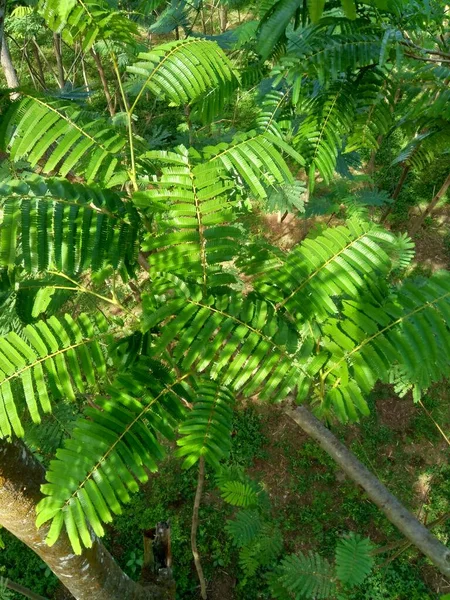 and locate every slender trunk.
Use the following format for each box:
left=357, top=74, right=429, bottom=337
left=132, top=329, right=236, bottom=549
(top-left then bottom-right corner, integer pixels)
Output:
left=81, top=52, right=91, bottom=98
left=0, top=440, right=173, bottom=600
left=219, top=5, right=228, bottom=32
left=53, top=32, right=65, bottom=89
left=191, top=457, right=207, bottom=599
left=32, top=38, right=46, bottom=89
left=380, top=163, right=410, bottom=223
left=91, top=48, right=115, bottom=116
left=0, top=32, right=19, bottom=89
left=201, top=2, right=207, bottom=34
left=32, top=38, right=59, bottom=87
left=366, top=134, right=384, bottom=177
left=286, top=405, right=450, bottom=577
left=410, top=172, right=450, bottom=235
